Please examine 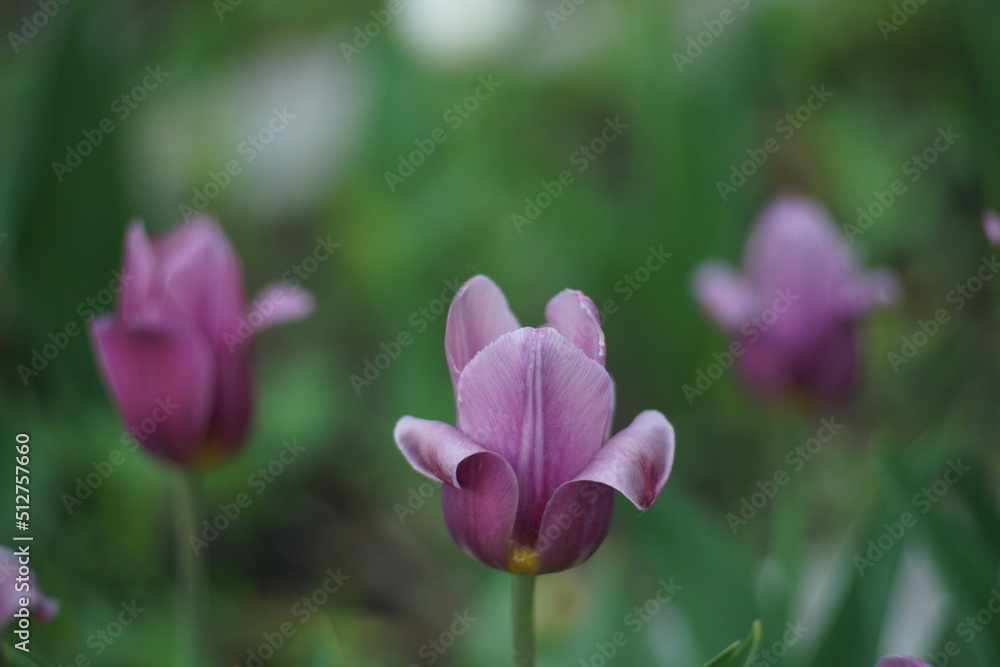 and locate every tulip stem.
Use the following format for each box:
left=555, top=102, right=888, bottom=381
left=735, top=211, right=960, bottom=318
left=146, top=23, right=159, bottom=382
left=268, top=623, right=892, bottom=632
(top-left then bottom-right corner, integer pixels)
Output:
left=512, top=574, right=536, bottom=667
left=176, top=471, right=204, bottom=667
